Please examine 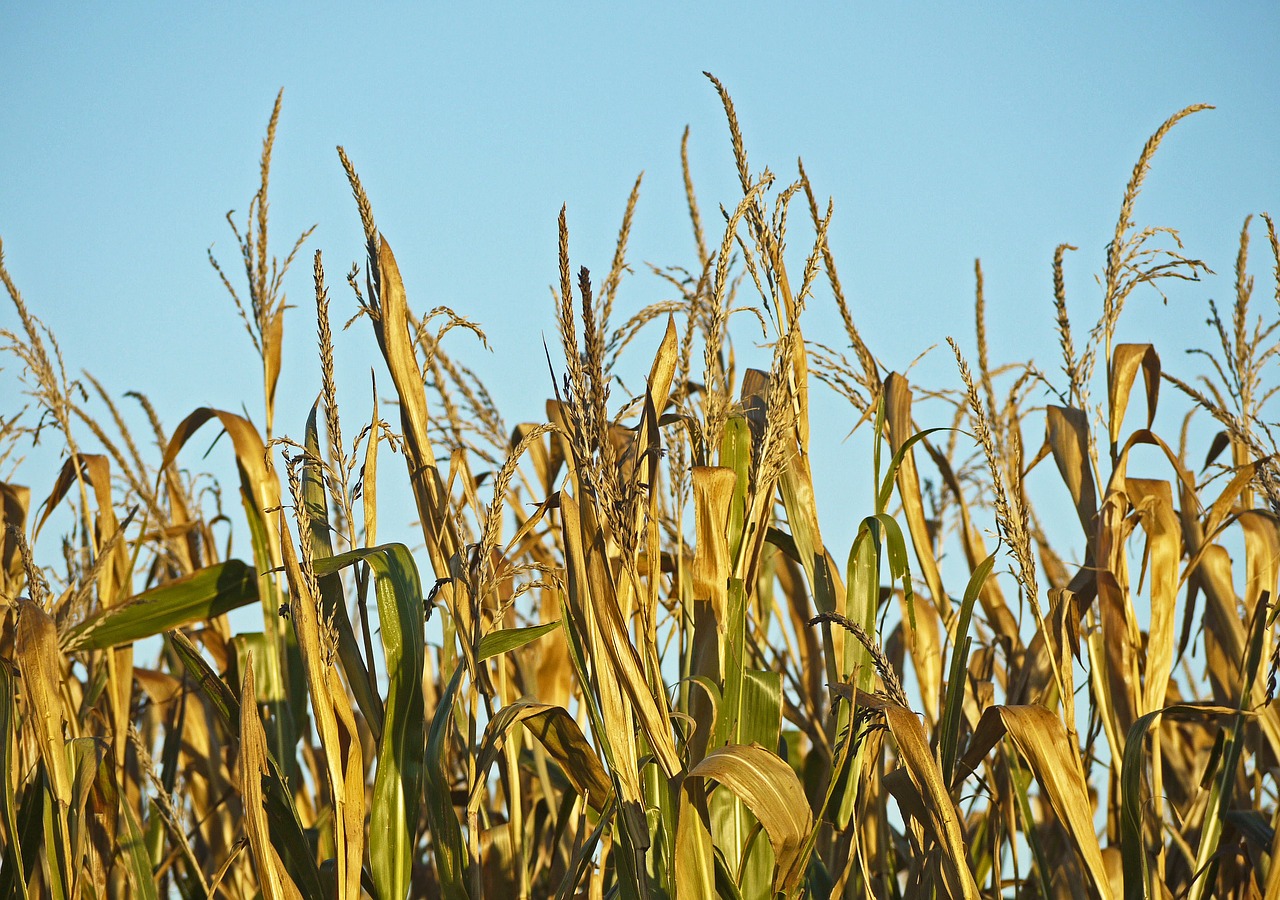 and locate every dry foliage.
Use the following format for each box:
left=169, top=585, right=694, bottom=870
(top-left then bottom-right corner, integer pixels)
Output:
left=1, top=78, right=1278, bottom=899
